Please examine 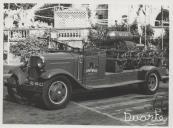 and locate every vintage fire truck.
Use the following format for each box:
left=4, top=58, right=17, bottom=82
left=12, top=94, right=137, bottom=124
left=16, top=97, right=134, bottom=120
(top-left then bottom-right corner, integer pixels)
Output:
left=5, top=34, right=168, bottom=110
